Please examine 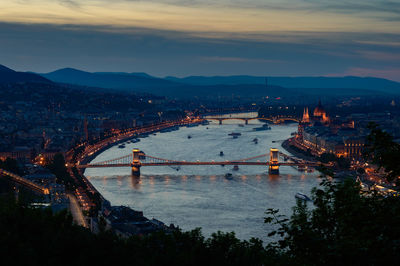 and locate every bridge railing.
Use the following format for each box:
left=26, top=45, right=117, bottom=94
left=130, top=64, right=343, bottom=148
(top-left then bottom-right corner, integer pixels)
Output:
left=88, top=154, right=133, bottom=166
